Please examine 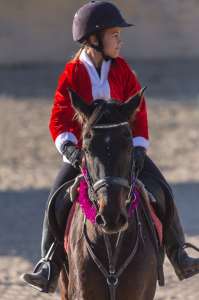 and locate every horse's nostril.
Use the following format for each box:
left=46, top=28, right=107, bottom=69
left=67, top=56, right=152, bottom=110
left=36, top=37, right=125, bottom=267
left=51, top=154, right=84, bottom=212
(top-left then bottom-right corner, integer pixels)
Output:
left=118, top=213, right=128, bottom=227
left=95, top=214, right=106, bottom=227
